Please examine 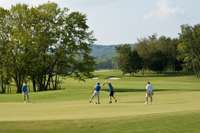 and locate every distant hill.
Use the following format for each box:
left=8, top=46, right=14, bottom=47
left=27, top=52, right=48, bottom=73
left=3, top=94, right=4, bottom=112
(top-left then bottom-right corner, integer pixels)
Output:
left=91, top=44, right=117, bottom=60
left=91, top=44, right=118, bottom=69
left=91, top=44, right=135, bottom=69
